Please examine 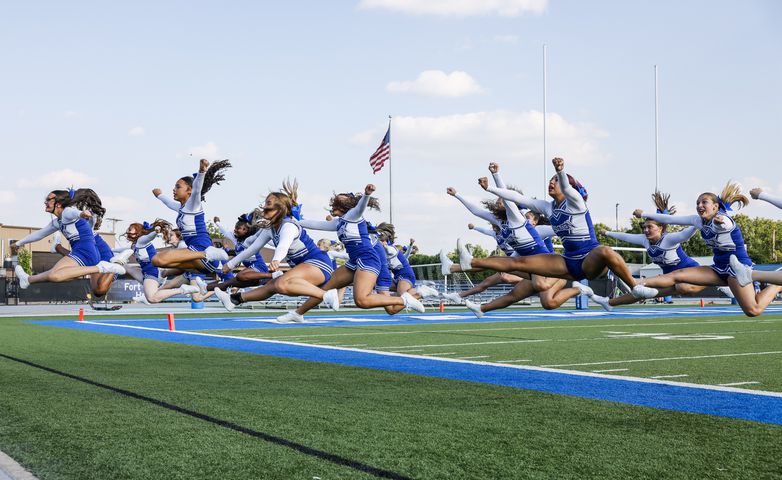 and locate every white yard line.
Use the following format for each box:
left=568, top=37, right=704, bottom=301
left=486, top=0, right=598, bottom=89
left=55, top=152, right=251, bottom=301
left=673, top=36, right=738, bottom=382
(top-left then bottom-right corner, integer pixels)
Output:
left=79, top=320, right=782, bottom=398
left=591, top=368, right=629, bottom=373
left=542, top=351, right=782, bottom=368
left=650, top=374, right=689, bottom=379
left=457, top=355, right=491, bottom=360
left=376, top=339, right=549, bottom=349
left=718, top=381, right=761, bottom=387
left=495, top=359, right=532, bottom=363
